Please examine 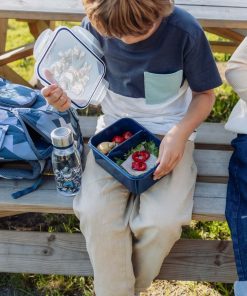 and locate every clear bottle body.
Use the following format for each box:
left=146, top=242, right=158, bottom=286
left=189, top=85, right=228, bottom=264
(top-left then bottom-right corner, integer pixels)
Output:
left=52, top=145, right=82, bottom=196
